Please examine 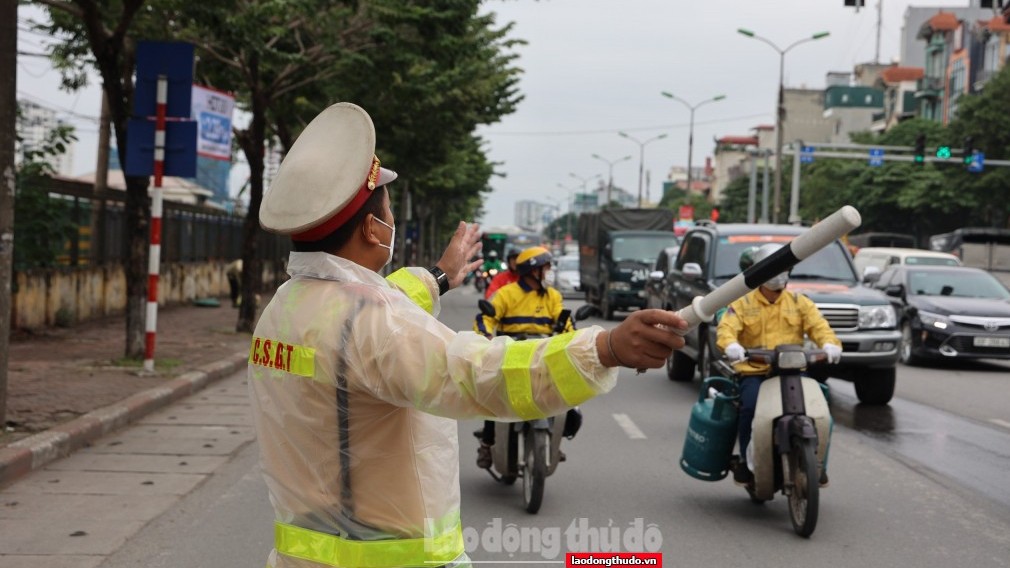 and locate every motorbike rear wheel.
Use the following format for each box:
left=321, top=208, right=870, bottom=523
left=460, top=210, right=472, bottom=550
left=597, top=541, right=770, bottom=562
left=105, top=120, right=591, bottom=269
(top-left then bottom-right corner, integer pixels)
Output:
left=522, top=429, right=548, bottom=514
left=787, top=437, right=819, bottom=538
